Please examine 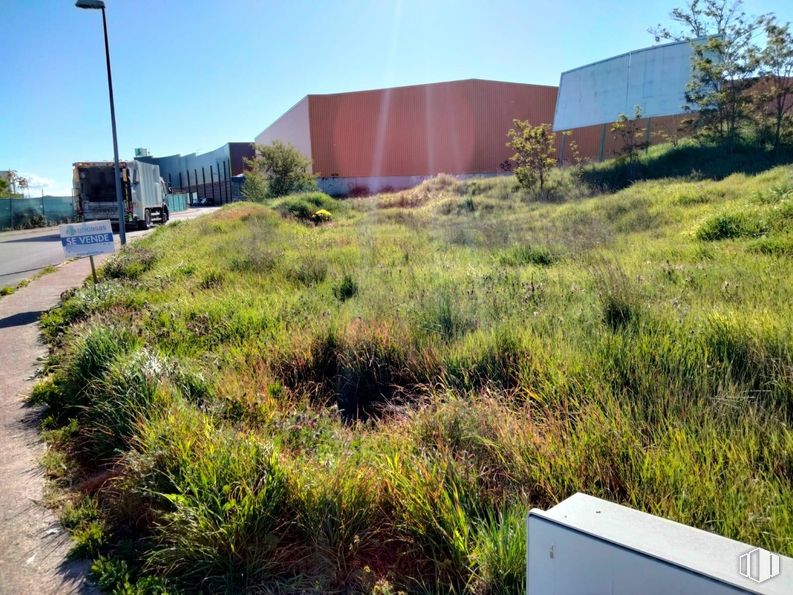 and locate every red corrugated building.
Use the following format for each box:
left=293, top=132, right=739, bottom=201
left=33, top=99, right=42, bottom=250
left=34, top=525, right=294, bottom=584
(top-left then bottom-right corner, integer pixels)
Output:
left=255, top=78, right=682, bottom=195
left=255, top=79, right=557, bottom=194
